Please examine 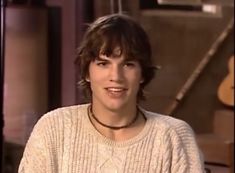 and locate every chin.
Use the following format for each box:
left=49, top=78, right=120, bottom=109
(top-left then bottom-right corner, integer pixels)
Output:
left=106, top=104, right=124, bottom=111
left=104, top=100, right=133, bottom=112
